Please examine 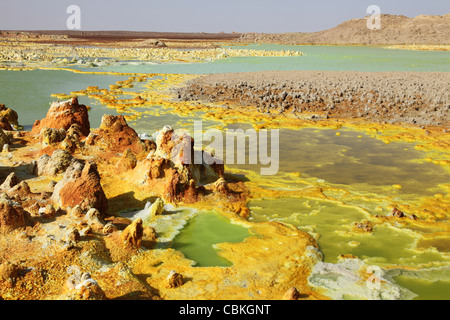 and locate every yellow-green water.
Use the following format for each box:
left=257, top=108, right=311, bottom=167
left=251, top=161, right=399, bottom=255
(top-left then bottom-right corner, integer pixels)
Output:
left=249, top=197, right=449, bottom=267
left=172, top=212, right=251, bottom=267
left=393, top=275, right=450, bottom=300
